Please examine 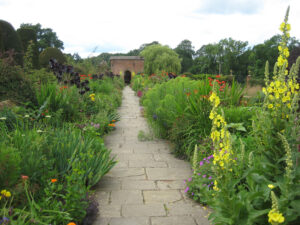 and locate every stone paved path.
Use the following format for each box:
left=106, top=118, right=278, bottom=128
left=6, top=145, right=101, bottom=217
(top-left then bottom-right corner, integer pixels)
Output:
left=93, top=86, right=210, bottom=225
